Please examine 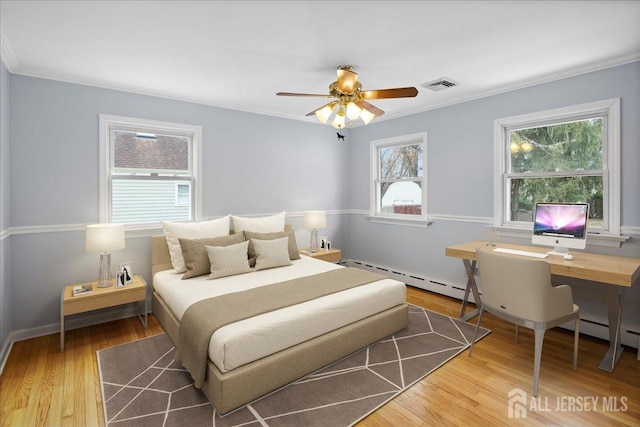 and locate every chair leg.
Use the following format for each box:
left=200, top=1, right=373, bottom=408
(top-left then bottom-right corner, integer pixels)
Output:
left=468, top=308, right=485, bottom=357
left=533, top=326, right=546, bottom=397
left=515, top=324, right=519, bottom=343
left=573, top=315, right=579, bottom=370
